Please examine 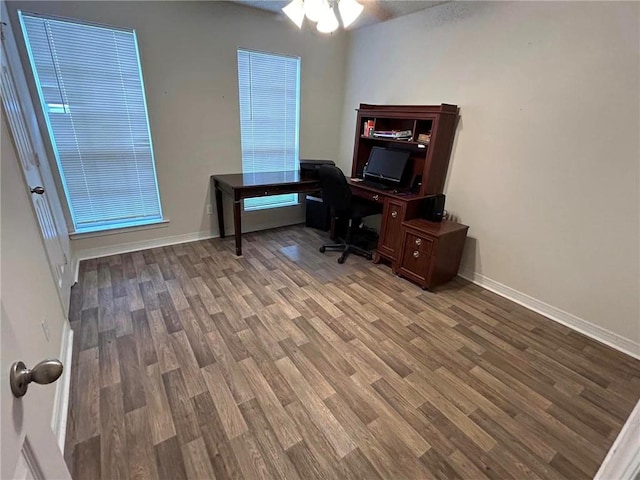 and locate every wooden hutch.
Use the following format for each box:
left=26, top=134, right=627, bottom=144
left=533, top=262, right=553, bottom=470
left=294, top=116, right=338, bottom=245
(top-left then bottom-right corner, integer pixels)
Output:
left=347, top=103, right=468, bottom=288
